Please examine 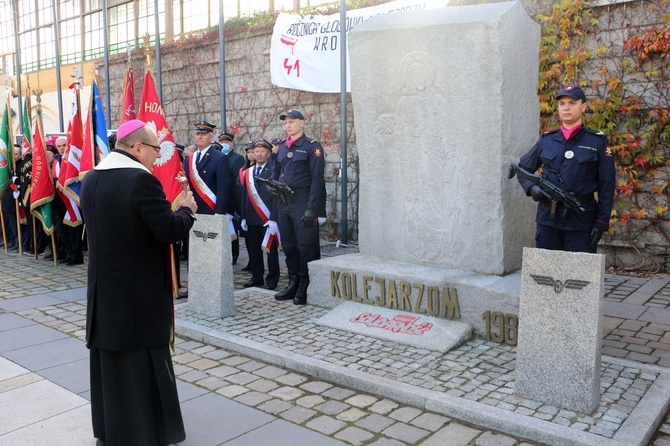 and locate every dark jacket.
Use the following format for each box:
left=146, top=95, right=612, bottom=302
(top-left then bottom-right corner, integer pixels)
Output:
left=81, top=150, right=195, bottom=351
left=241, top=160, right=278, bottom=225
left=182, top=146, right=234, bottom=215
